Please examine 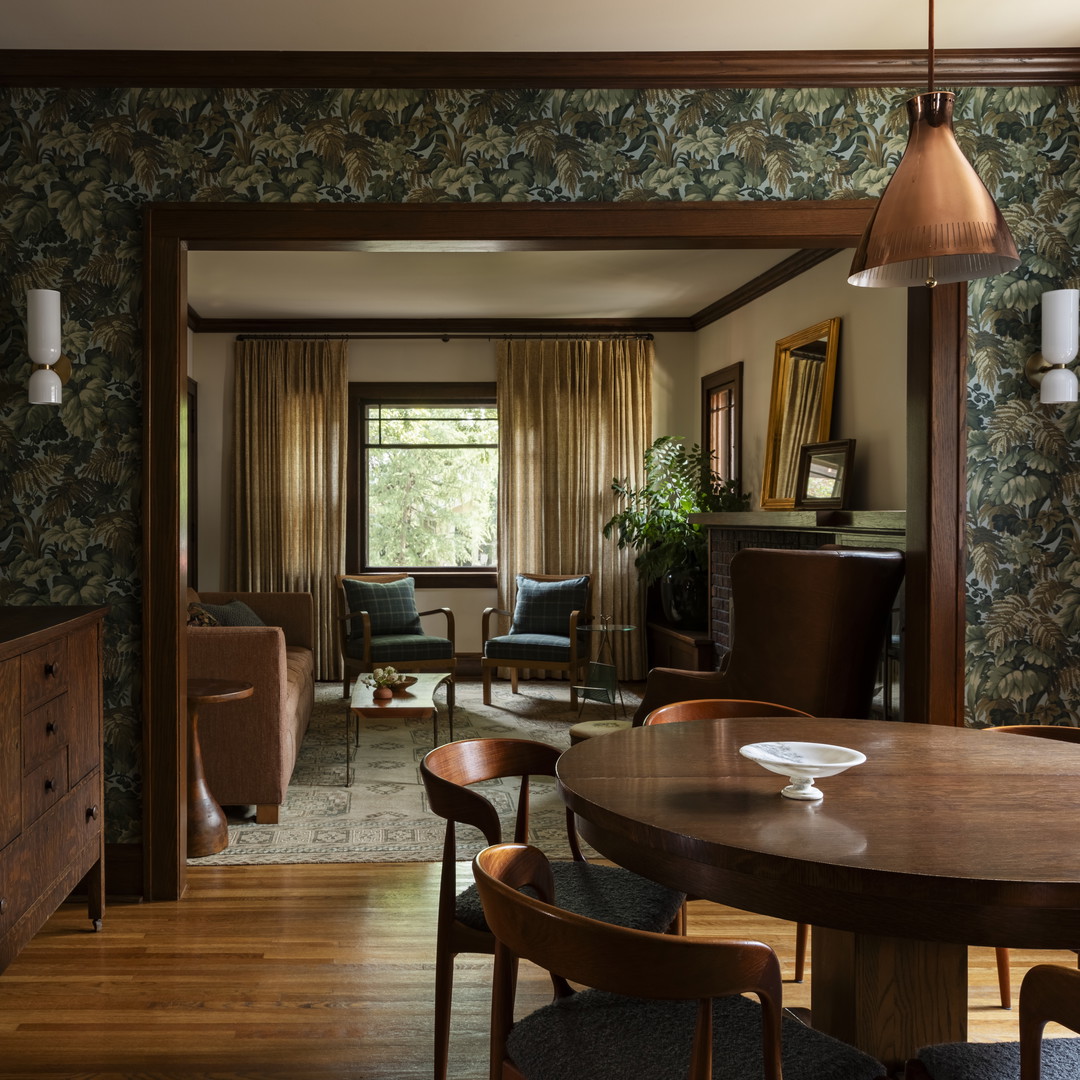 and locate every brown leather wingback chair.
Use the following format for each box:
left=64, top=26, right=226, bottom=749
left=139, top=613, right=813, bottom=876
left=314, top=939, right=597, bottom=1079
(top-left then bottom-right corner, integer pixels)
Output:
left=633, top=546, right=905, bottom=725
